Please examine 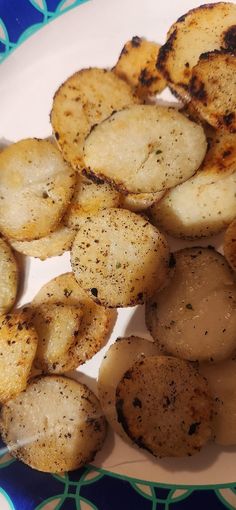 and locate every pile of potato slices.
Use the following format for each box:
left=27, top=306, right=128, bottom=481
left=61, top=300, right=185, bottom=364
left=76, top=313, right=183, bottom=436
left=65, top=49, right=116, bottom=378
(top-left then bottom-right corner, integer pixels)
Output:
left=0, top=1, right=236, bottom=473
